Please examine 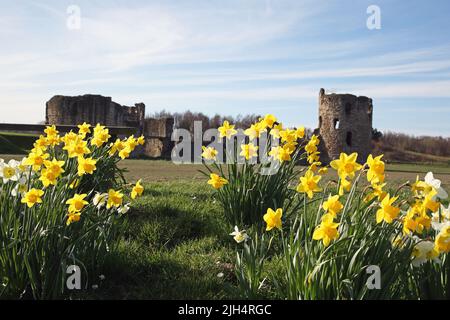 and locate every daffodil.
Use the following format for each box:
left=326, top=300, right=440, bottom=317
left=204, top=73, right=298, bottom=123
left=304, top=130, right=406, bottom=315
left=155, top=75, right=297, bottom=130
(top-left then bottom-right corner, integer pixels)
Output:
left=244, top=123, right=266, bottom=140
left=44, top=125, right=59, bottom=137
left=91, top=124, right=111, bottom=147
left=66, top=193, right=89, bottom=214
left=64, top=137, right=91, bottom=158
left=338, top=177, right=352, bottom=196
left=201, top=146, right=218, bottom=161
left=109, top=139, right=126, bottom=156
left=24, top=149, right=50, bottom=171
left=411, top=240, right=440, bottom=267
left=131, top=179, right=144, bottom=199
left=263, top=208, right=282, bottom=231
left=424, top=172, right=448, bottom=199
left=305, top=135, right=320, bottom=154
left=0, top=159, right=19, bottom=183
left=376, top=194, right=400, bottom=224
left=262, top=114, right=277, bottom=128
left=312, top=214, right=340, bottom=247
left=296, top=170, right=322, bottom=199
left=207, top=173, right=228, bottom=189
left=93, top=192, right=108, bottom=208
left=21, top=188, right=44, bottom=208
left=118, top=146, right=132, bottom=159
left=117, top=204, right=131, bottom=214
left=43, top=158, right=65, bottom=176
left=295, top=126, right=305, bottom=139
left=77, top=157, right=97, bottom=176
left=435, top=223, right=450, bottom=253
left=39, top=169, right=58, bottom=187
left=366, top=154, right=385, bottom=184
left=137, top=135, right=145, bottom=145
left=107, top=189, right=123, bottom=209
left=66, top=212, right=81, bottom=226
left=218, top=121, right=237, bottom=139
left=269, top=123, right=283, bottom=139
left=240, top=143, right=258, bottom=160
left=78, top=122, right=91, bottom=137
left=229, top=226, right=250, bottom=243
left=279, top=129, right=297, bottom=144
left=330, top=152, right=363, bottom=180
left=322, top=195, right=343, bottom=217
